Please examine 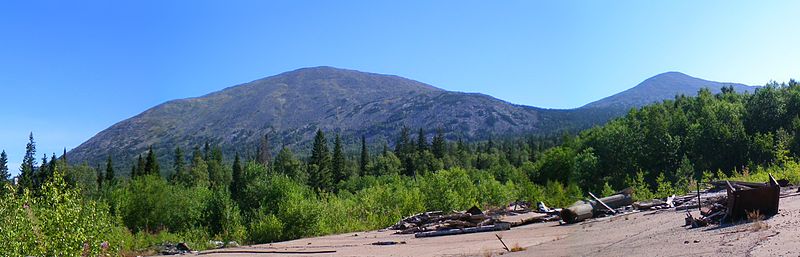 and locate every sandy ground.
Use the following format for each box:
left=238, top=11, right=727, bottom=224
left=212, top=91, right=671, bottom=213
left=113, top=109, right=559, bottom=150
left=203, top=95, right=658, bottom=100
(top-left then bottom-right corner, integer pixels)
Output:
left=188, top=193, right=800, bottom=257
